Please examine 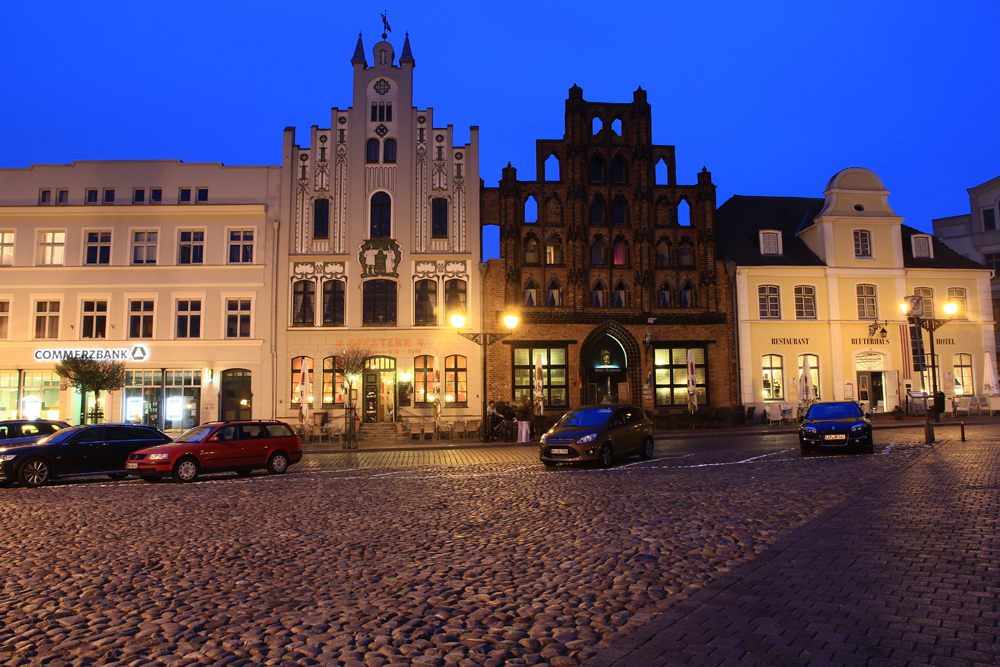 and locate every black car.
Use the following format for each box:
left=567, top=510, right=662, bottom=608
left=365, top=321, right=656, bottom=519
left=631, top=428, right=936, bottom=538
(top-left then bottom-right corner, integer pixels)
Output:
left=0, top=423, right=172, bottom=488
left=0, top=420, right=69, bottom=447
left=798, top=401, right=874, bottom=455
